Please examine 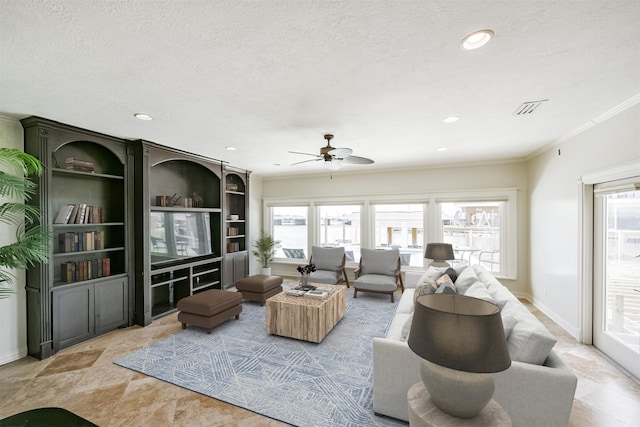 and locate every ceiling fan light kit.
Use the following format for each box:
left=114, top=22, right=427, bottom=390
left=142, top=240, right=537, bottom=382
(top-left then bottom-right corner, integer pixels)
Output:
left=289, top=134, right=375, bottom=171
